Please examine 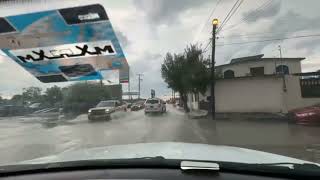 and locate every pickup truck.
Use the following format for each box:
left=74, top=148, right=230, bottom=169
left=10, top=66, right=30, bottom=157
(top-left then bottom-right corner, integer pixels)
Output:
left=88, top=100, right=127, bottom=121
